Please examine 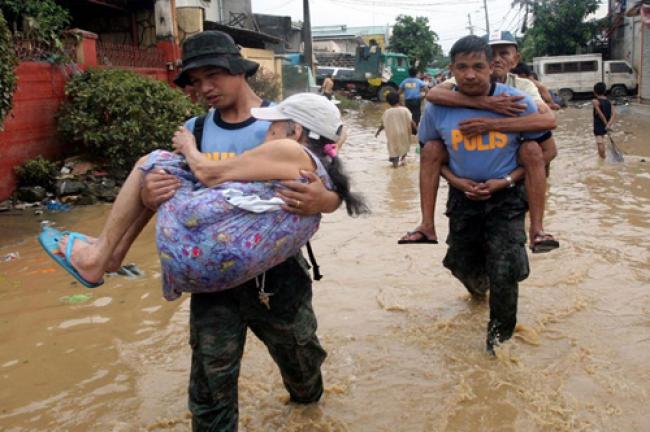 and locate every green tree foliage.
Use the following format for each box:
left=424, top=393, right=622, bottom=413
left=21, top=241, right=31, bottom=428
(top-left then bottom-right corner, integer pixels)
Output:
left=389, top=15, right=443, bottom=70
left=0, top=10, right=17, bottom=129
left=520, top=0, right=601, bottom=60
left=0, top=0, right=70, bottom=52
left=58, top=69, right=204, bottom=171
